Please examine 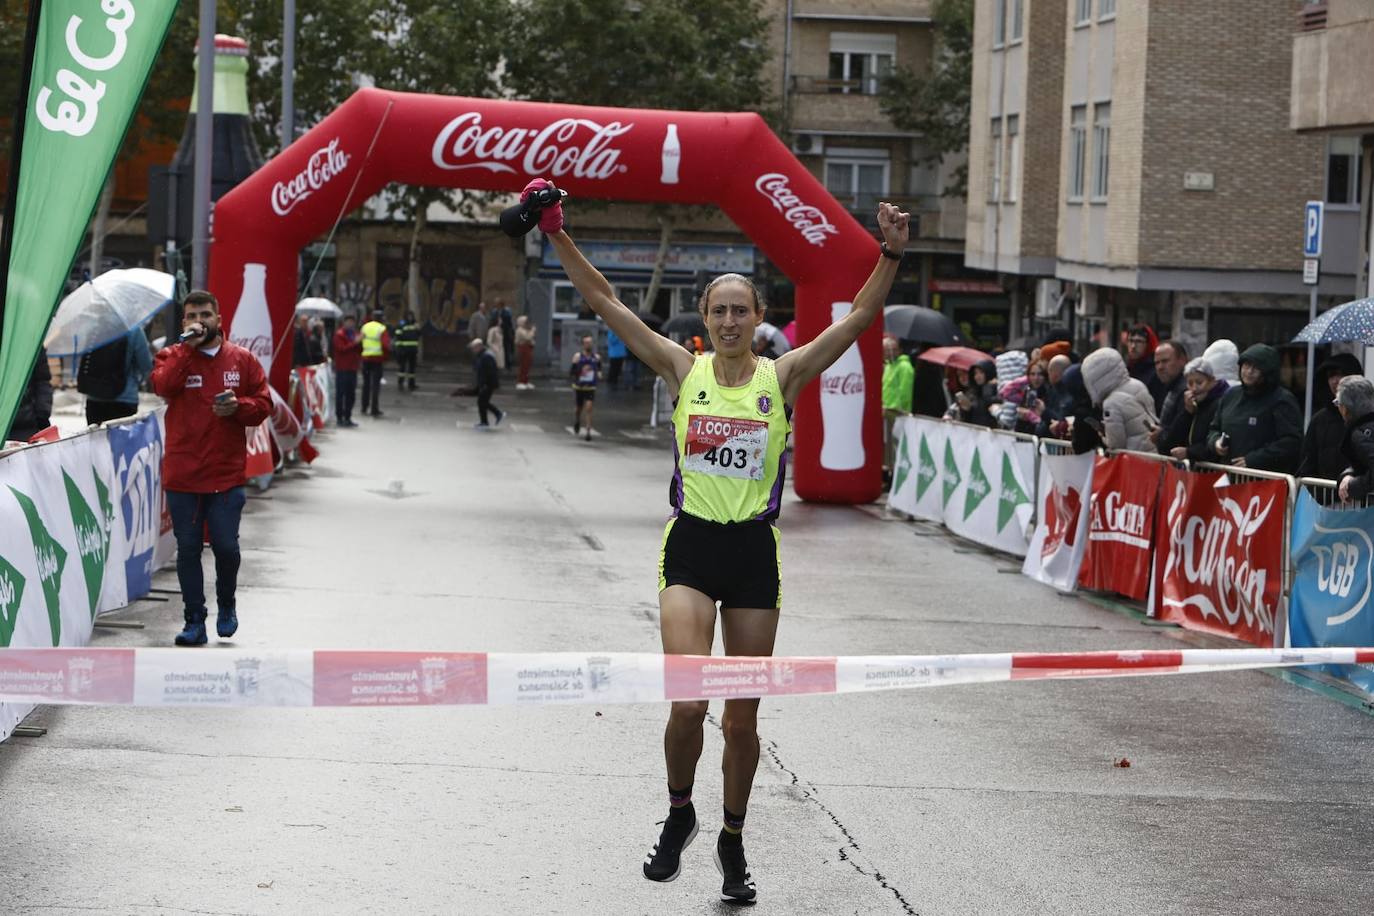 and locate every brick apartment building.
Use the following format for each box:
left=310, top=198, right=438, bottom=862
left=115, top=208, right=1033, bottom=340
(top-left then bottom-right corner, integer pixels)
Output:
left=968, top=0, right=1354, bottom=371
